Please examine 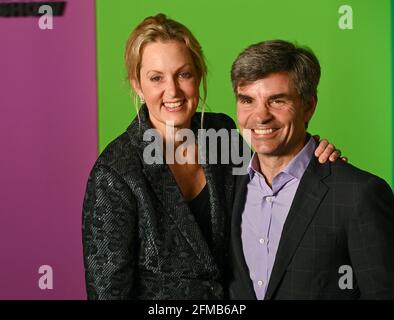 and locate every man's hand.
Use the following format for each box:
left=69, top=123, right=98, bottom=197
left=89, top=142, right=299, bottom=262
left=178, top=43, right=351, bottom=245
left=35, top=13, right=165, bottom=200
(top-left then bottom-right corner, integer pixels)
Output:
left=313, top=135, right=348, bottom=164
